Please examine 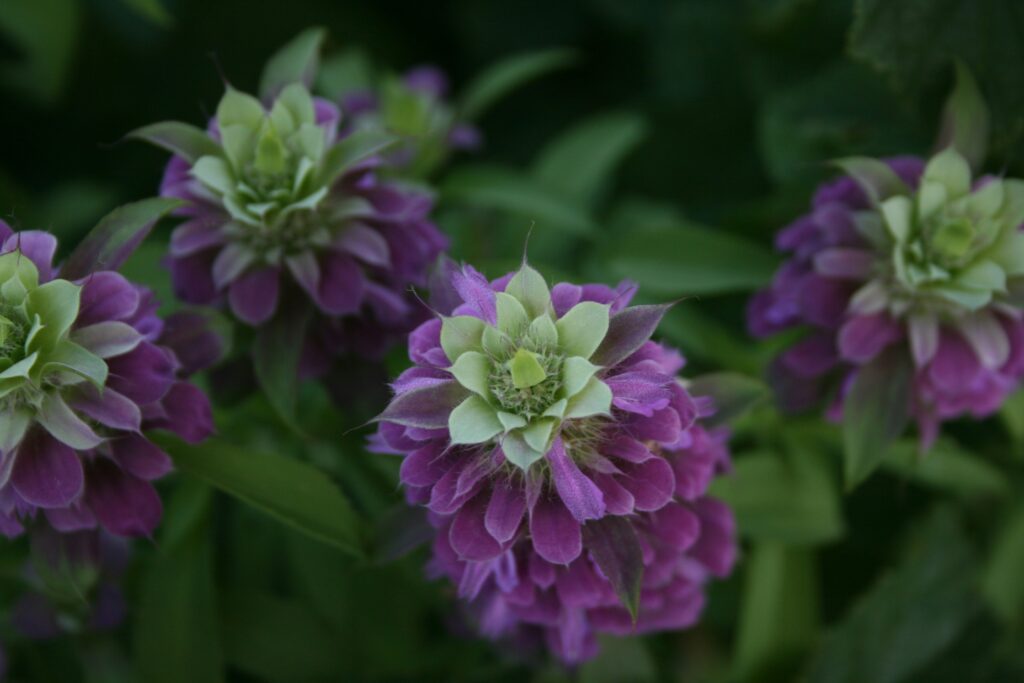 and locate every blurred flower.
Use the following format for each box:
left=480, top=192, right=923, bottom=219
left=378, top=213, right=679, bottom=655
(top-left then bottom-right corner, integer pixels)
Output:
left=139, top=81, right=448, bottom=355
left=375, top=262, right=737, bottom=662
left=750, top=150, right=1024, bottom=445
left=340, top=65, right=481, bottom=178
left=0, top=223, right=215, bottom=538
